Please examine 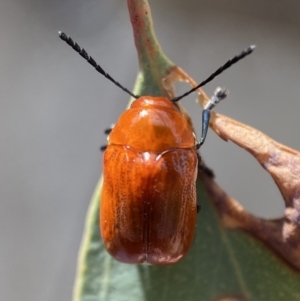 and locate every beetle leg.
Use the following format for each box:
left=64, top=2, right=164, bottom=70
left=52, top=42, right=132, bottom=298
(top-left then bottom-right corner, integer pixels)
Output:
left=100, top=145, right=107, bottom=151
left=104, top=124, right=115, bottom=135
left=198, top=87, right=228, bottom=147
left=196, top=153, right=214, bottom=178
left=100, top=124, right=115, bottom=152
left=198, top=164, right=215, bottom=178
